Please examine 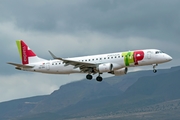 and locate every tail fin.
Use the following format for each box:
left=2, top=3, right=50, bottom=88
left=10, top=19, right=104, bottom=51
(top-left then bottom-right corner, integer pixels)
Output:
left=16, top=40, right=46, bottom=64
